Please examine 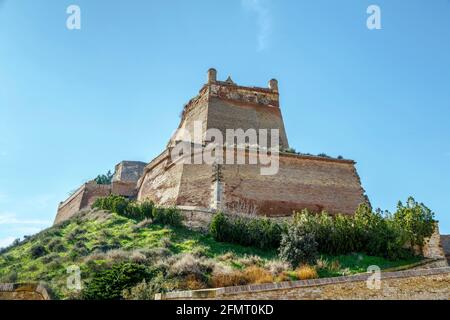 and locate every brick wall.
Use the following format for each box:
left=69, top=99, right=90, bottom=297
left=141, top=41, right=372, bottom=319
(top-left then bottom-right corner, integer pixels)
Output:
left=156, top=267, right=450, bottom=300
left=139, top=150, right=368, bottom=217
left=137, top=155, right=184, bottom=206
left=54, top=182, right=111, bottom=225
